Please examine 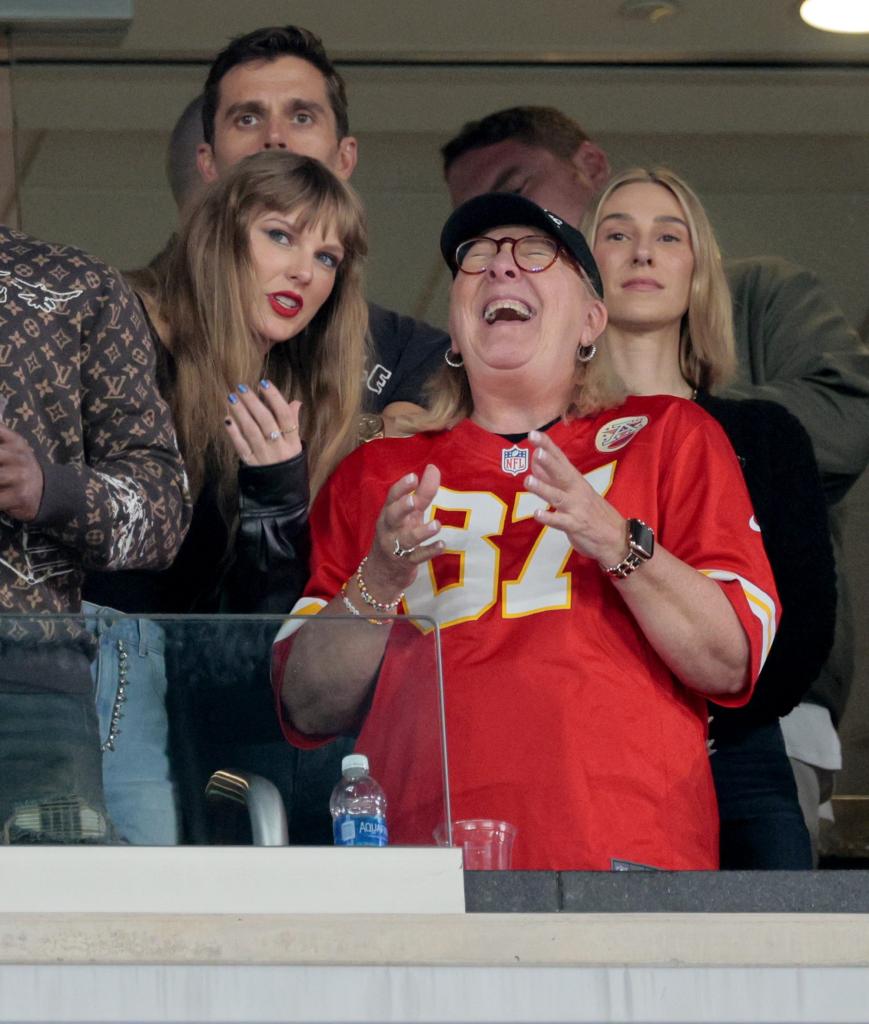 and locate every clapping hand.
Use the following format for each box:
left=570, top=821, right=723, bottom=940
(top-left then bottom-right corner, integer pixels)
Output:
left=361, top=463, right=444, bottom=601
left=524, top=429, right=627, bottom=569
